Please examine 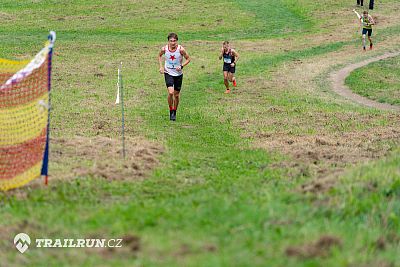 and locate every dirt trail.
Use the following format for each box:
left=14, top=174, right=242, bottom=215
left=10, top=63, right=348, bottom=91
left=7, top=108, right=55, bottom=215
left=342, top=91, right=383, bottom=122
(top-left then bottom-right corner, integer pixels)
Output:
left=239, top=43, right=400, bottom=184
left=330, top=52, right=400, bottom=112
